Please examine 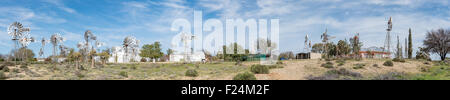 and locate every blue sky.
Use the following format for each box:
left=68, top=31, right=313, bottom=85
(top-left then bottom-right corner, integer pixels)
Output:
left=0, top=0, right=449, bottom=60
